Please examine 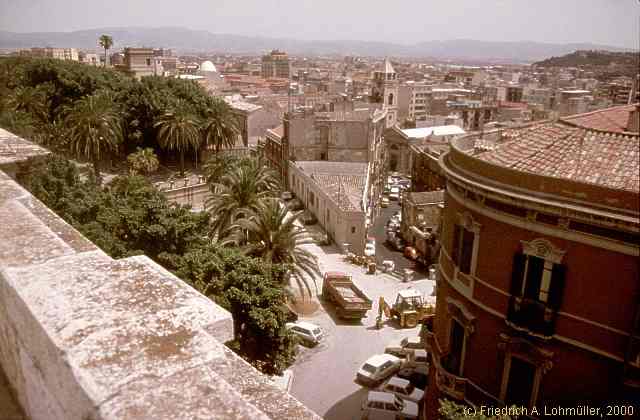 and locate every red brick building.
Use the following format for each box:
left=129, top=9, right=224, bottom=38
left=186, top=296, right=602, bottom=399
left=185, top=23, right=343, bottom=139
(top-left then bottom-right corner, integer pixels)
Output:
left=424, top=104, right=640, bottom=417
